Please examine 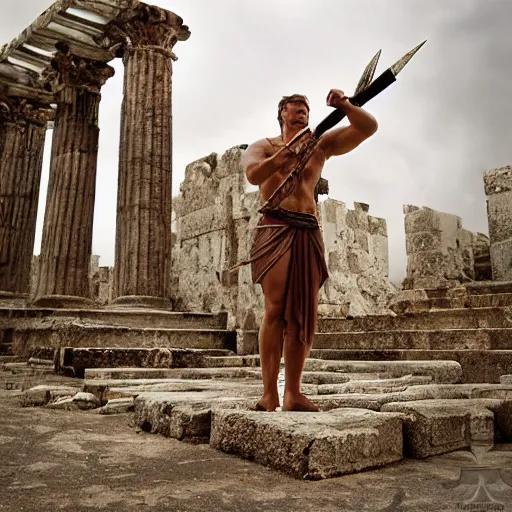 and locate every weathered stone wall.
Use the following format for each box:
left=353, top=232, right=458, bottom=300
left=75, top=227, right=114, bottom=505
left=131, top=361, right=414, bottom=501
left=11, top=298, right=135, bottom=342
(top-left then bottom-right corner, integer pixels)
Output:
left=170, top=146, right=262, bottom=330
left=319, top=199, right=395, bottom=316
left=403, top=205, right=490, bottom=289
left=171, top=146, right=396, bottom=328
left=484, top=166, right=512, bottom=281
